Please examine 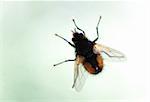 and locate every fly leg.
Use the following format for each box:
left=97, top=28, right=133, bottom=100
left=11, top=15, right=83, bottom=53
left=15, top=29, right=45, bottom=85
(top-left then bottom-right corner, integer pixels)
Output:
left=55, top=34, right=75, bottom=47
left=93, top=16, right=102, bottom=43
left=53, top=59, right=75, bottom=66
left=72, top=19, right=85, bottom=35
